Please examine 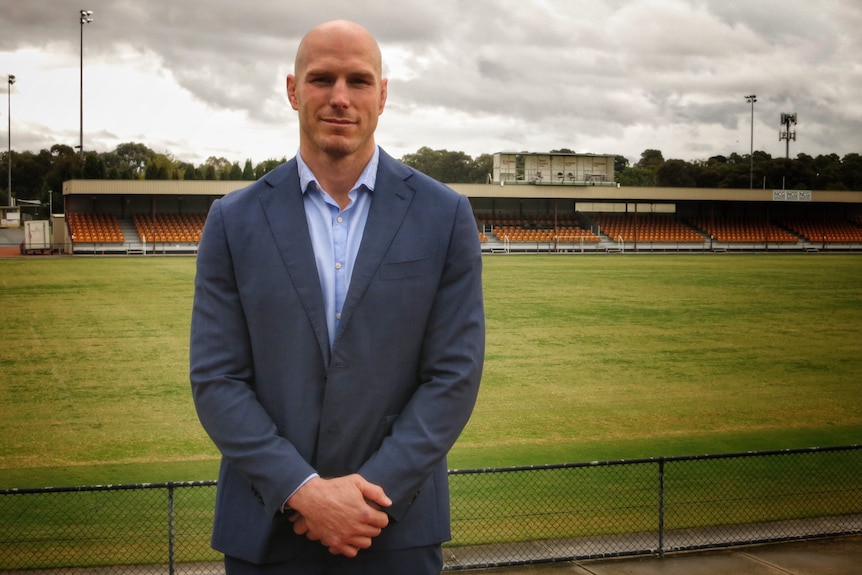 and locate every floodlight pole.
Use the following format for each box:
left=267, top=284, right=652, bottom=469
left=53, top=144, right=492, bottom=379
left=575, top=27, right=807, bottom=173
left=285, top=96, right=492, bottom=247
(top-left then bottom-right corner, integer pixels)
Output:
left=7, top=74, right=14, bottom=206
left=780, top=113, right=797, bottom=160
left=745, top=94, right=756, bottom=189
left=79, top=9, right=93, bottom=158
